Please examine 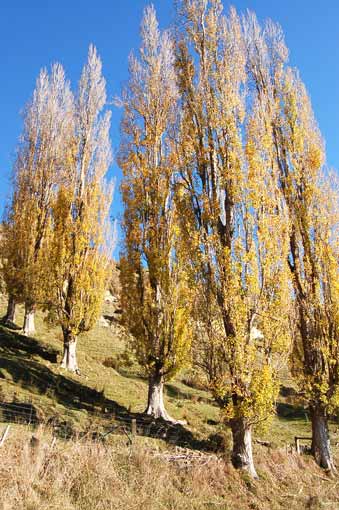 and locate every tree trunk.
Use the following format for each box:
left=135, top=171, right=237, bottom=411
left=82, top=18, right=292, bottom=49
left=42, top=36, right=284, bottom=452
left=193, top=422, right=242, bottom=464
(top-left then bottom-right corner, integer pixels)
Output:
left=23, top=302, right=36, bottom=335
left=4, top=295, right=16, bottom=324
left=311, top=405, right=336, bottom=472
left=145, top=373, right=180, bottom=423
left=230, top=418, right=258, bottom=479
left=61, top=330, right=80, bottom=374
